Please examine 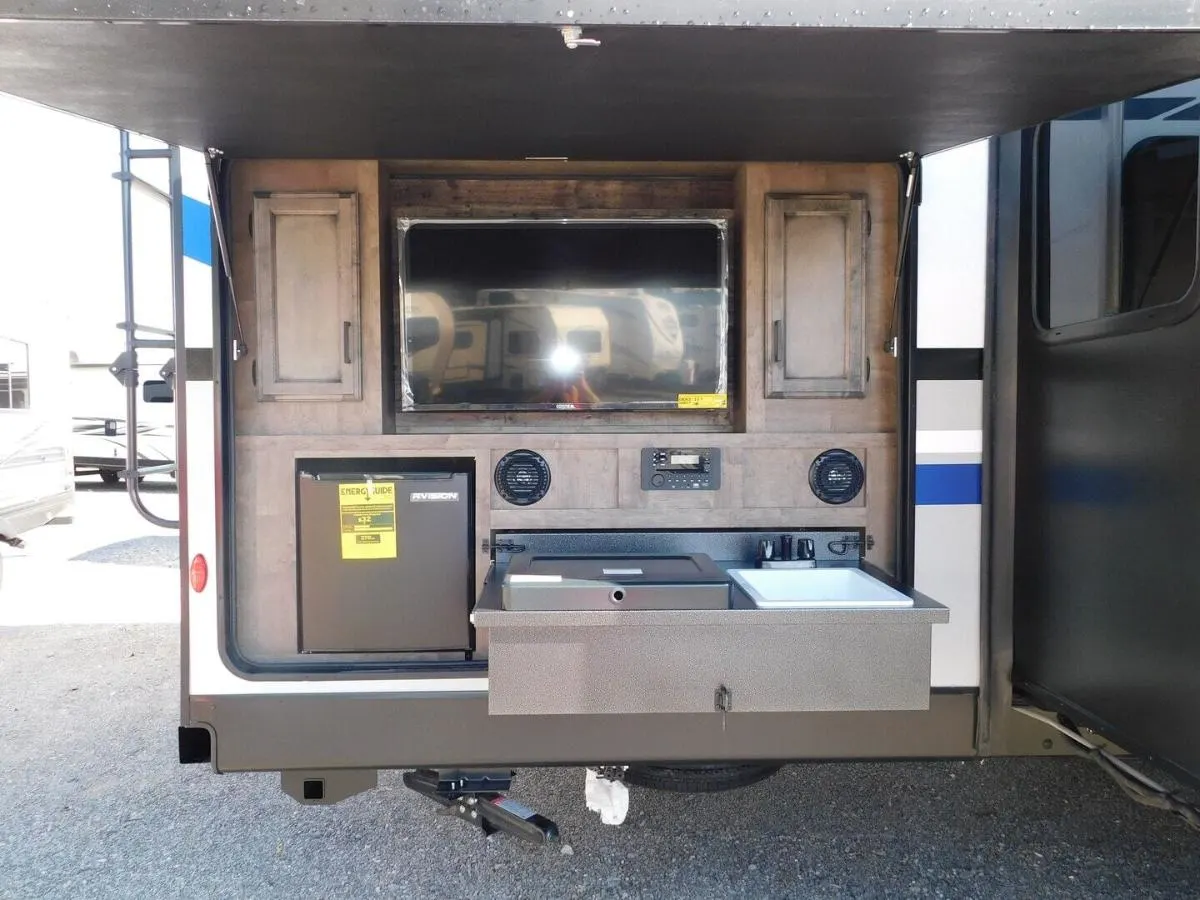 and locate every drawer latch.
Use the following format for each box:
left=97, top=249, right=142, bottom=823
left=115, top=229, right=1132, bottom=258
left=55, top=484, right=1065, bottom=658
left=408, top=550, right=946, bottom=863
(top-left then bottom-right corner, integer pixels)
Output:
left=715, top=684, right=733, bottom=731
